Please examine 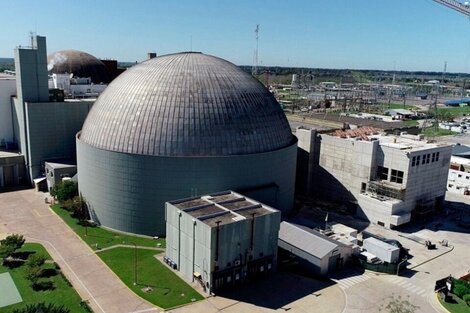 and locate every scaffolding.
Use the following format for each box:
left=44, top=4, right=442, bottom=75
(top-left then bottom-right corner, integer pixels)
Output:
left=367, top=180, right=406, bottom=201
